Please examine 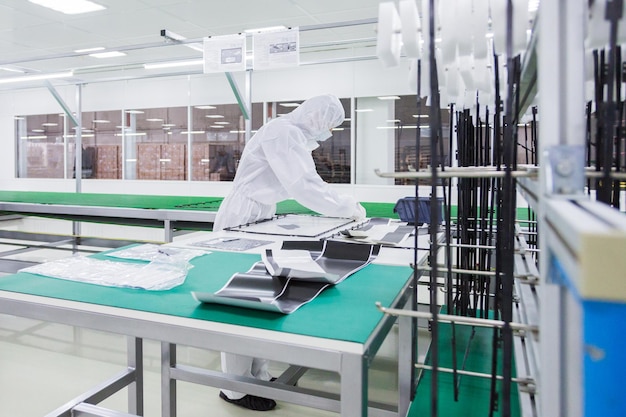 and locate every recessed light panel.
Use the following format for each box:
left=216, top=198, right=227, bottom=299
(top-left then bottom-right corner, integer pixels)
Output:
left=28, top=0, right=105, bottom=15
